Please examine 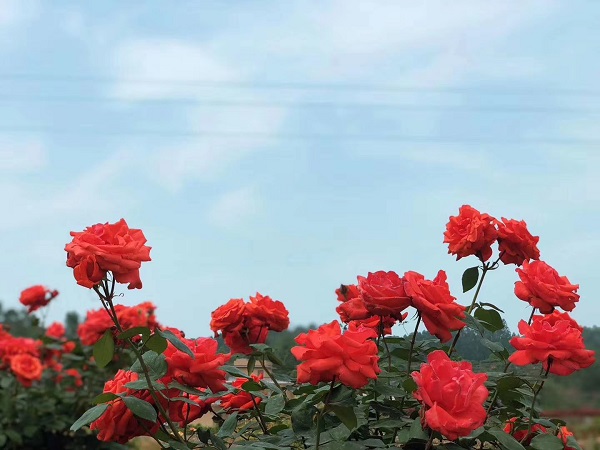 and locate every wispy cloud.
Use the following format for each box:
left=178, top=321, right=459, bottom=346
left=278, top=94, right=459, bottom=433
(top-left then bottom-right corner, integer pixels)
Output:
left=207, top=186, right=262, bottom=228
